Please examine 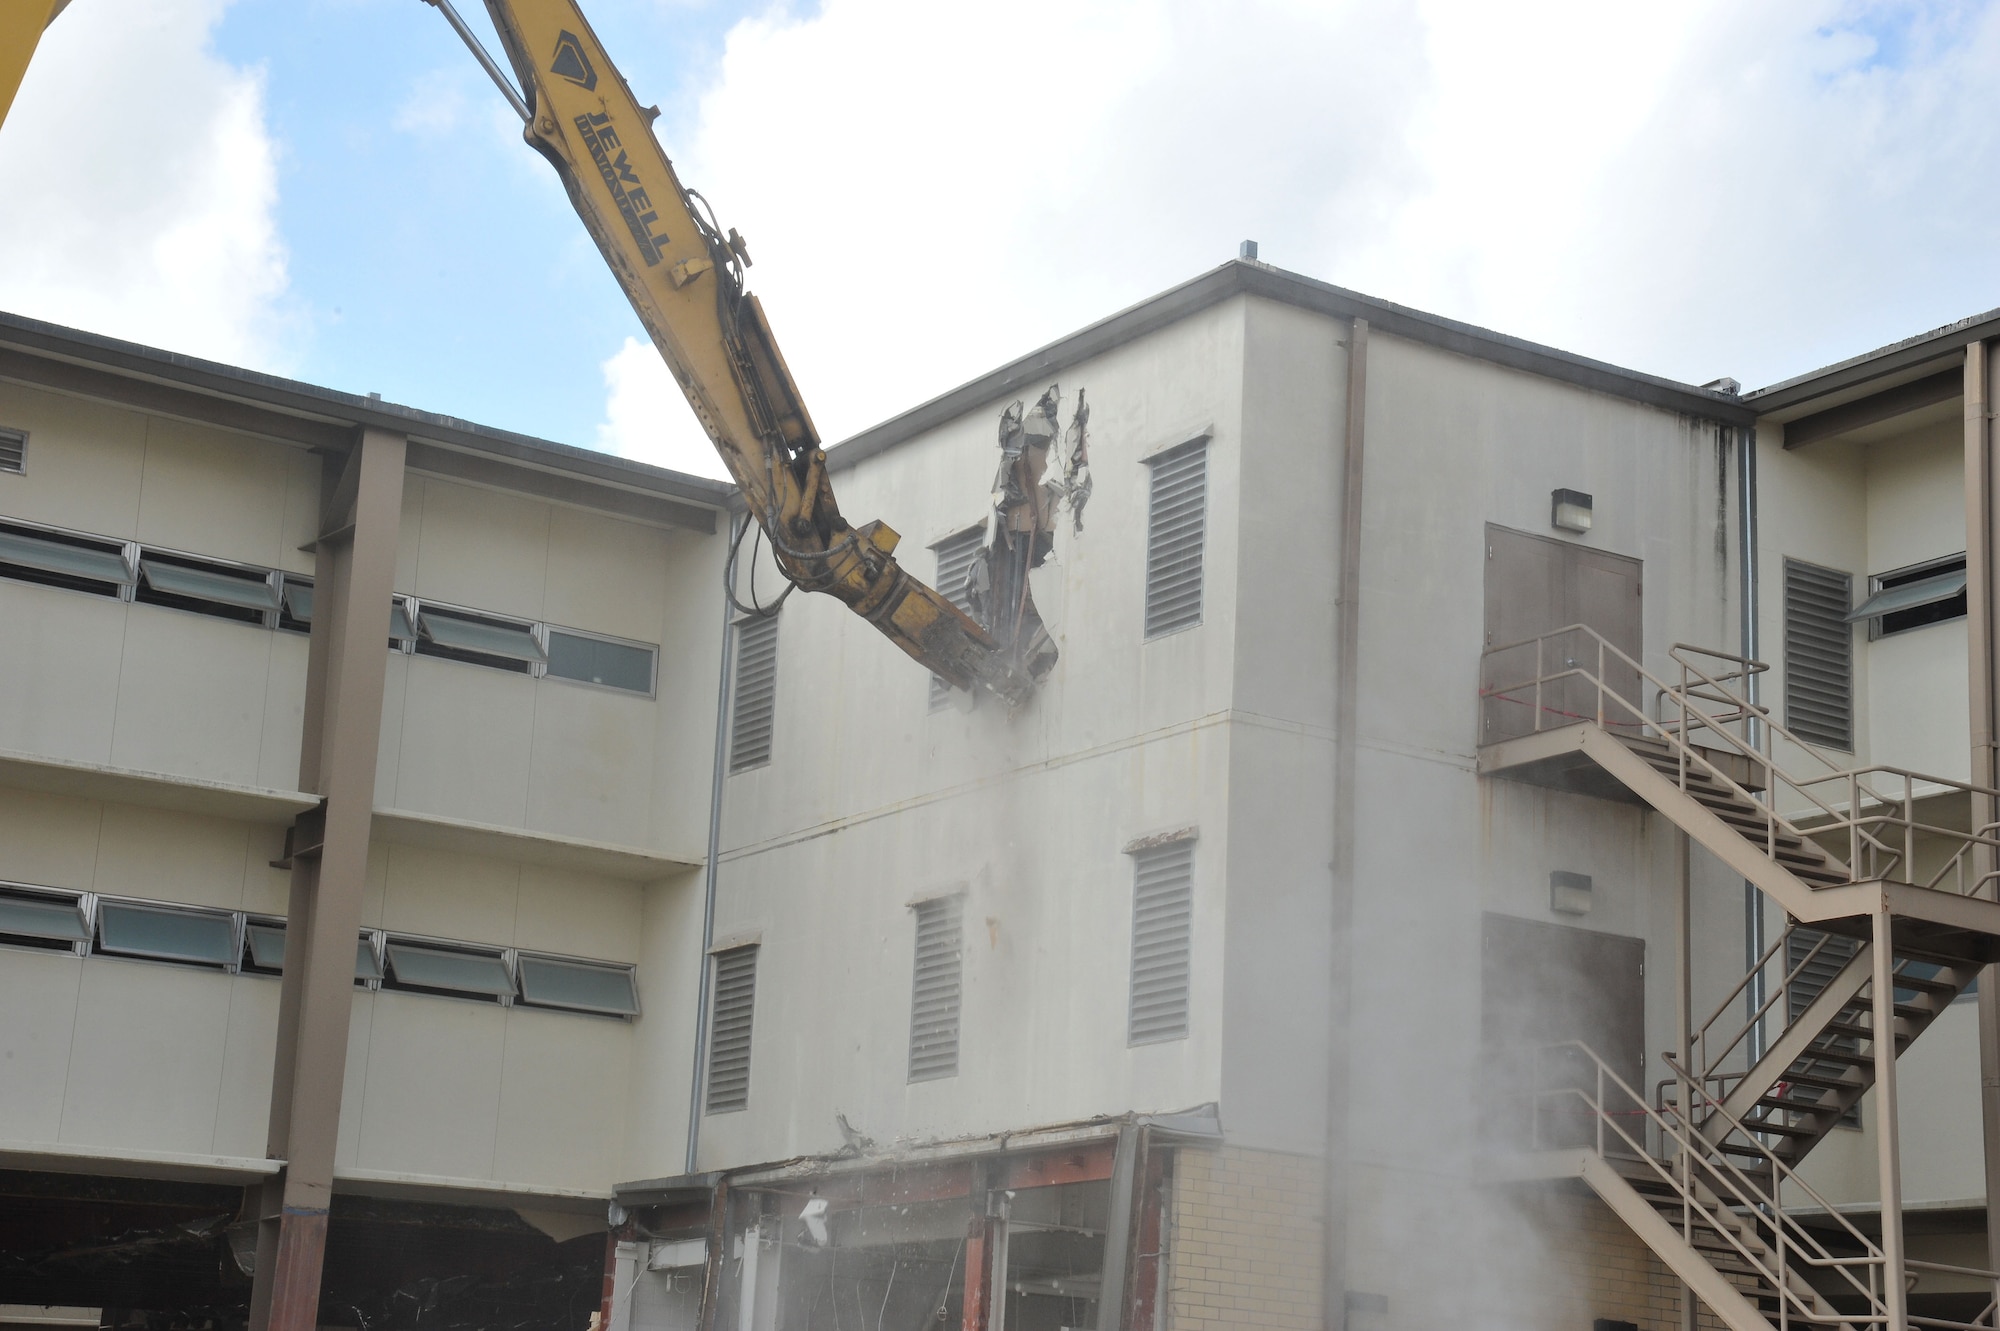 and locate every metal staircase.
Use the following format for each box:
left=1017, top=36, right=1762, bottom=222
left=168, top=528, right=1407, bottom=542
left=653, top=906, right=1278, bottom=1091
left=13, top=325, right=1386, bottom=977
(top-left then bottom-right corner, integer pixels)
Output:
left=1479, top=625, right=2000, bottom=1331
